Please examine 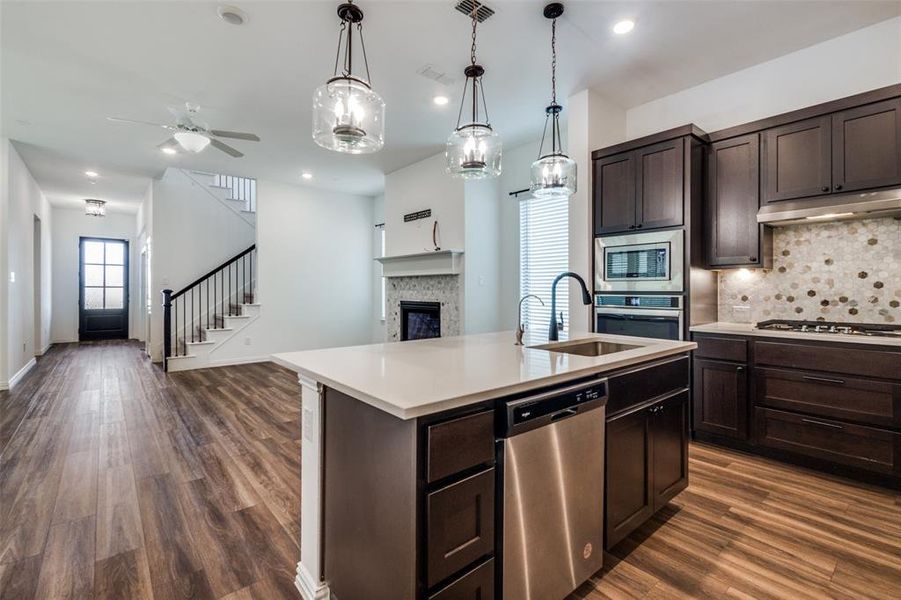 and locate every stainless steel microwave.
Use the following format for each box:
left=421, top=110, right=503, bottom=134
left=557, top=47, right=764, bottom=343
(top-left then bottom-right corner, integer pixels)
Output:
left=594, top=230, right=684, bottom=292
